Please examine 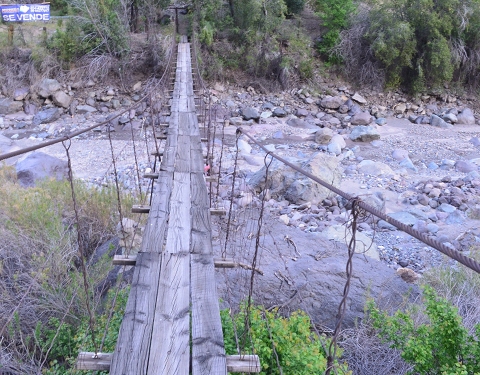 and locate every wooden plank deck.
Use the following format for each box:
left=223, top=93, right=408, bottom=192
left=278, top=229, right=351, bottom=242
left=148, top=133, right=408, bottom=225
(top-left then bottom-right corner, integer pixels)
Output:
left=109, top=39, right=229, bottom=375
